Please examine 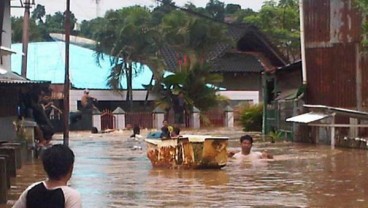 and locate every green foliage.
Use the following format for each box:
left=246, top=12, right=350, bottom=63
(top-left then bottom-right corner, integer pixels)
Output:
left=296, top=84, right=307, bottom=97
left=205, top=0, right=225, bottom=21
left=225, top=4, right=241, bottom=14
left=268, top=130, right=283, bottom=143
left=242, top=0, right=300, bottom=61
left=161, top=10, right=233, bottom=63
left=94, top=6, right=166, bottom=110
left=240, top=104, right=263, bottom=132
left=11, top=17, right=44, bottom=43
left=31, top=4, right=46, bottom=24
left=11, top=6, right=78, bottom=43
left=155, top=62, right=224, bottom=112
left=354, top=0, right=368, bottom=48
